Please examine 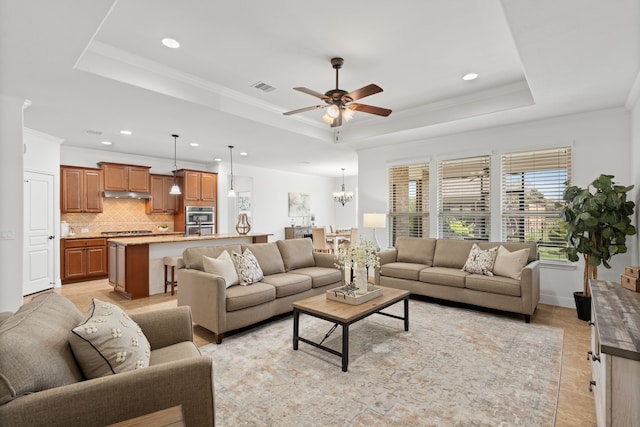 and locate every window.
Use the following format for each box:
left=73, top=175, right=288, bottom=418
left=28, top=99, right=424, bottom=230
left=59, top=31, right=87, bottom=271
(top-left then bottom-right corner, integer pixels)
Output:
left=388, top=163, right=429, bottom=244
left=501, top=147, right=571, bottom=261
left=438, top=156, right=491, bottom=240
